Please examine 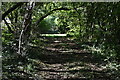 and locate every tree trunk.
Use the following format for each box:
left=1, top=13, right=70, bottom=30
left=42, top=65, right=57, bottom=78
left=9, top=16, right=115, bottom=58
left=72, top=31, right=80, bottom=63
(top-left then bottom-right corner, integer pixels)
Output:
left=18, top=2, right=35, bottom=56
